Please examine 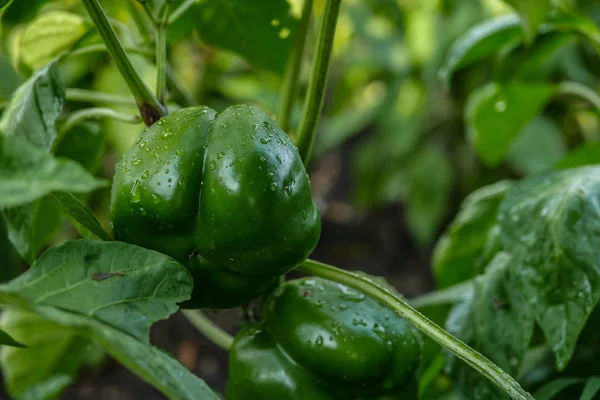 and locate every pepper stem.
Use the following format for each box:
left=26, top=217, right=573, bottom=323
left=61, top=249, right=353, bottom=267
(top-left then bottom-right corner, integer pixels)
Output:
left=295, top=0, right=342, bottom=166
left=277, top=0, right=314, bottom=133
left=297, top=259, right=535, bottom=400
left=80, top=0, right=166, bottom=126
left=182, top=310, right=233, bottom=351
